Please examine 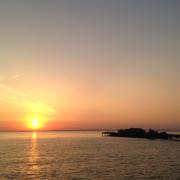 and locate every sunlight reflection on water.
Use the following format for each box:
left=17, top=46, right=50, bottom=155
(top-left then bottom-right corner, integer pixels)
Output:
left=27, top=132, right=40, bottom=178
left=32, top=132, right=37, bottom=139
left=0, top=131, right=179, bottom=179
